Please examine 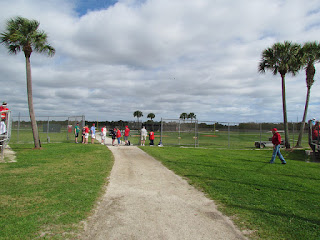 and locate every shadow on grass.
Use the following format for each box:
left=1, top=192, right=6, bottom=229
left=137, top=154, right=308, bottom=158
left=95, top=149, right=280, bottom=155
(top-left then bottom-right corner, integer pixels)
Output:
left=228, top=202, right=320, bottom=228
